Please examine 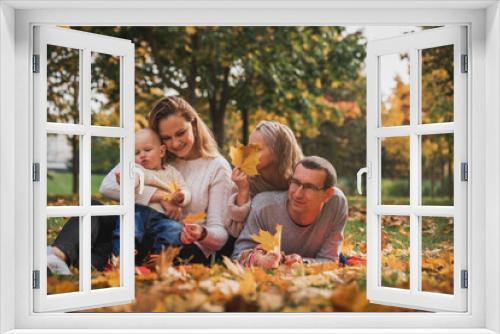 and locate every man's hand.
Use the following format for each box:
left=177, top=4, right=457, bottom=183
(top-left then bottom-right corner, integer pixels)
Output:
left=252, top=250, right=281, bottom=269
left=172, top=189, right=185, bottom=204
left=180, top=224, right=204, bottom=244
left=115, top=172, right=121, bottom=185
left=284, top=253, right=303, bottom=265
